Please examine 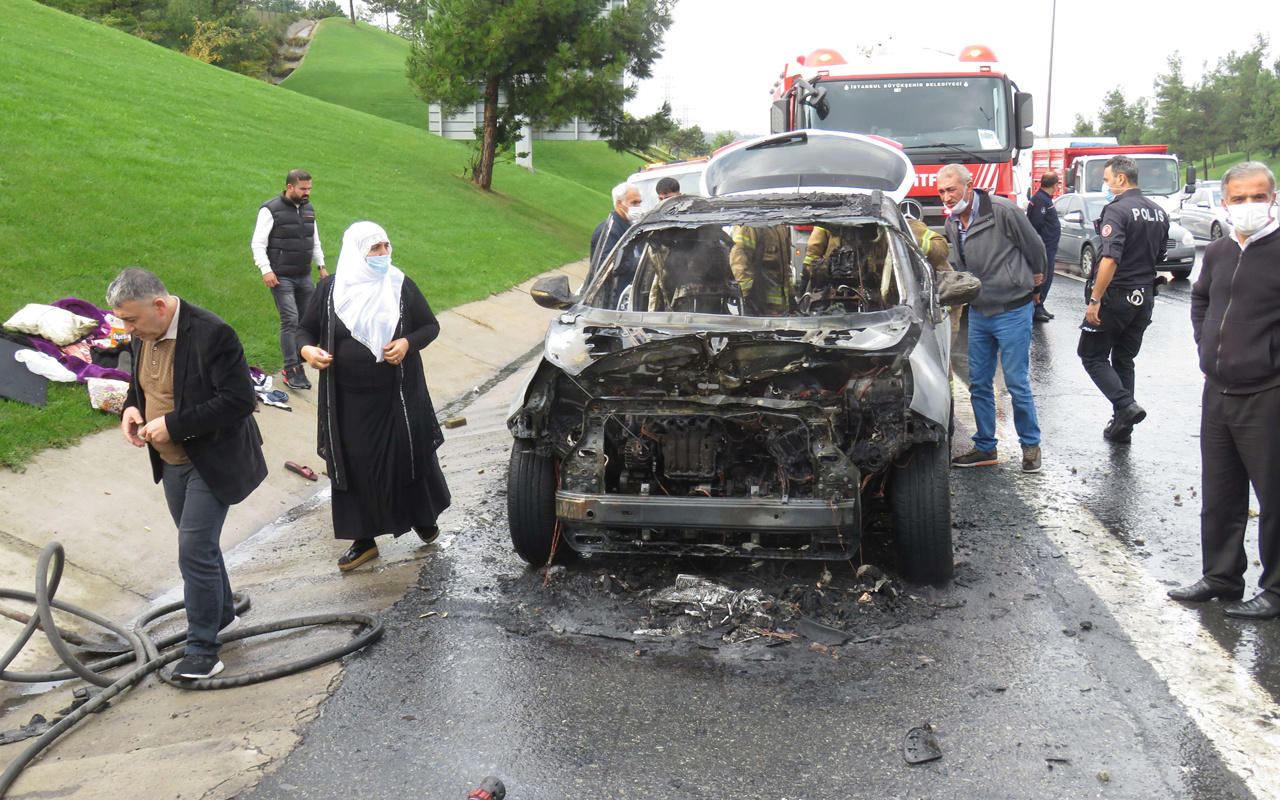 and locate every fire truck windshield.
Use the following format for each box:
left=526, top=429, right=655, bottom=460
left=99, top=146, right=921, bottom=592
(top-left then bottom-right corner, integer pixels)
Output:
left=799, top=76, right=1011, bottom=153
